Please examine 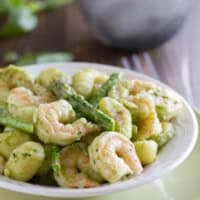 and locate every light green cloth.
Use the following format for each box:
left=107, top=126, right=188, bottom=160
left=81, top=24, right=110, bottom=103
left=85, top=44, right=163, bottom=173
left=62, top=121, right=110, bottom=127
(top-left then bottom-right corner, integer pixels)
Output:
left=1, top=112, right=200, bottom=200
